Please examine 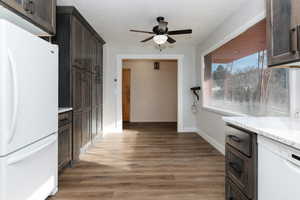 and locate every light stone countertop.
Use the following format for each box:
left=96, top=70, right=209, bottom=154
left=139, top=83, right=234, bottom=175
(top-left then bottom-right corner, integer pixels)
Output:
left=222, top=117, right=300, bottom=150
left=58, top=107, right=73, bottom=114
